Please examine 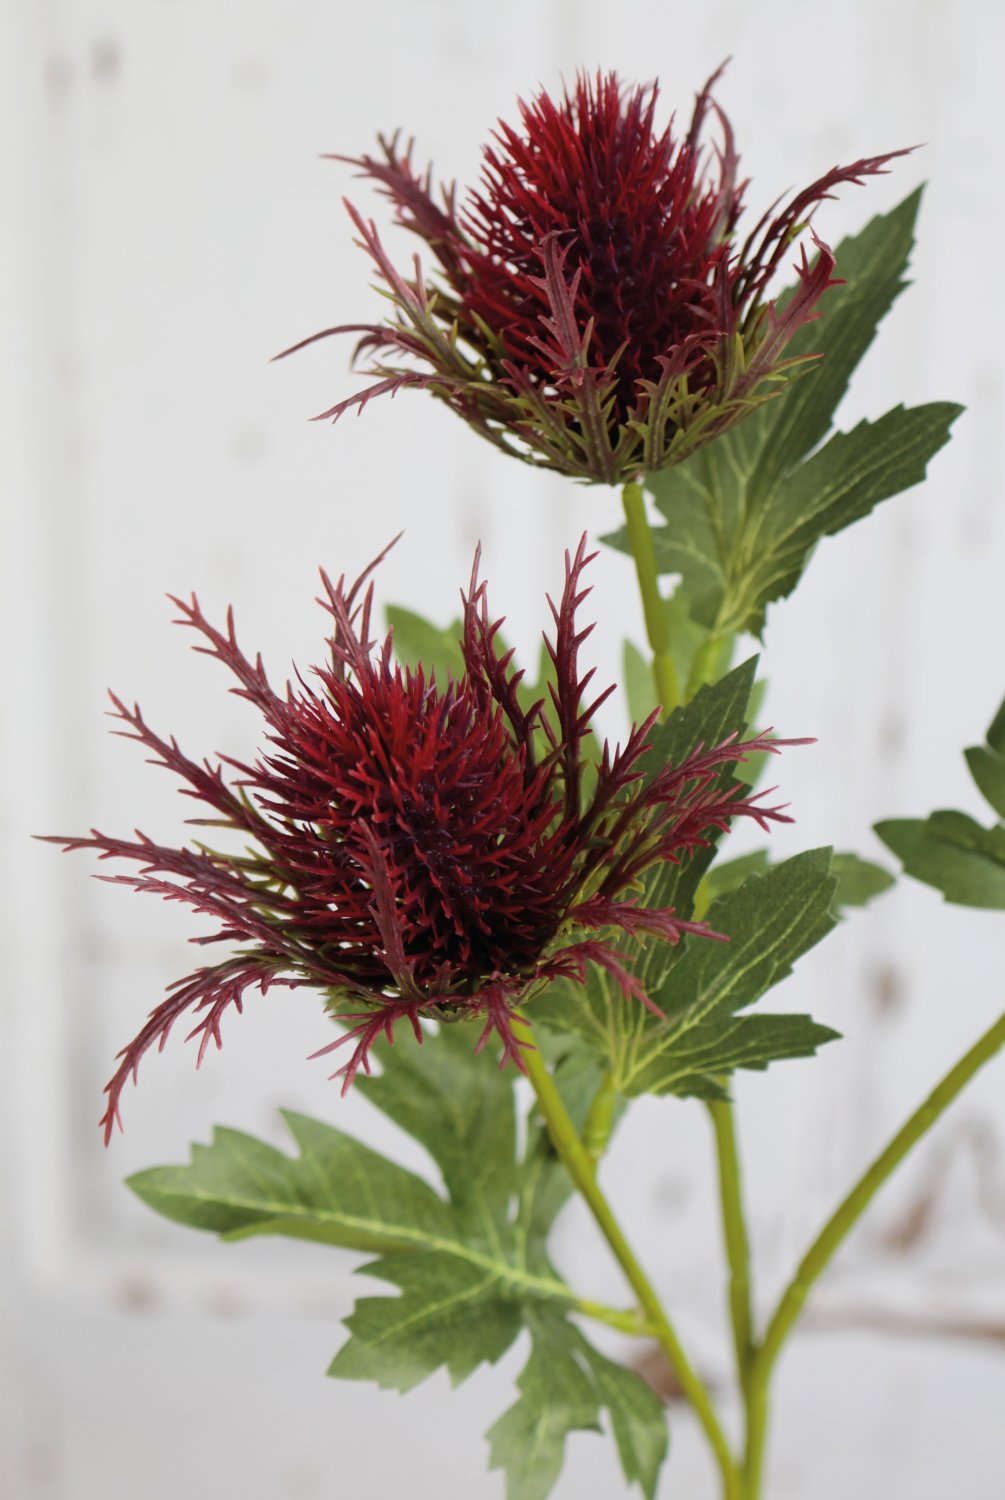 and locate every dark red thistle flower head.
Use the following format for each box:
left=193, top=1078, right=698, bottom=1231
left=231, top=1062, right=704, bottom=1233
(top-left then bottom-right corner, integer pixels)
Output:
left=49, top=539, right=797, bottom=1141
left=280, top=67, right=908, bottom=483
